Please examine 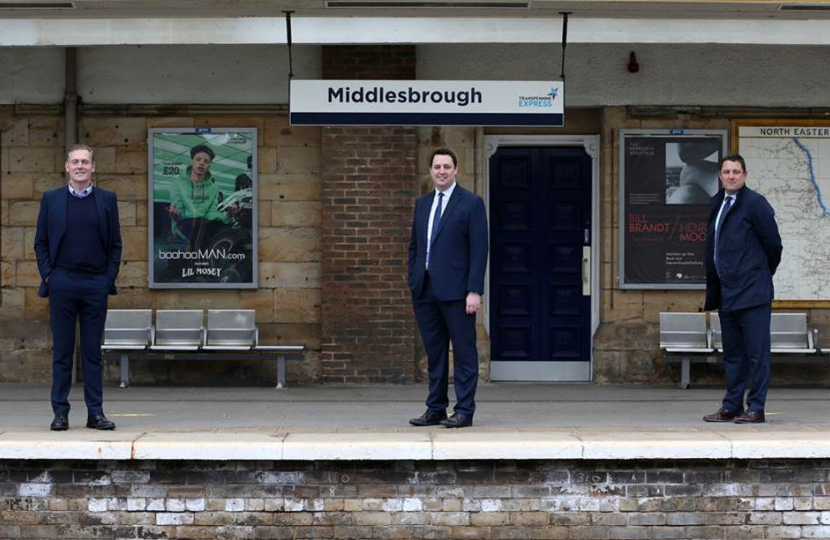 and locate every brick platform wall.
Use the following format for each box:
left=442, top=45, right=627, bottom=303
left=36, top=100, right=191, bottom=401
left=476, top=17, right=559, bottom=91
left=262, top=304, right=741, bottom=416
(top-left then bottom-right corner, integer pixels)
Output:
left=319, top=46, right=418, bottom=384
left=3, top=459, right=830, bottom=538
